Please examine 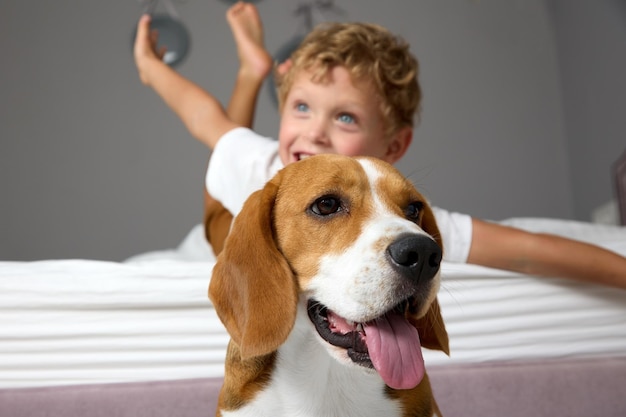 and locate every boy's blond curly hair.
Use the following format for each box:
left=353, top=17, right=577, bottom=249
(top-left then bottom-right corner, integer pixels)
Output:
left=276, top=22, right=421, bottom=139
